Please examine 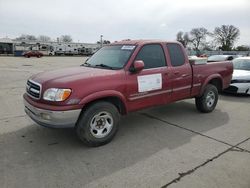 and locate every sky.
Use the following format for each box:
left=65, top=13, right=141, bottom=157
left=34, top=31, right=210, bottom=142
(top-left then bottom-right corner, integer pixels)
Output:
left=0, top=0, right=249, bottom=45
